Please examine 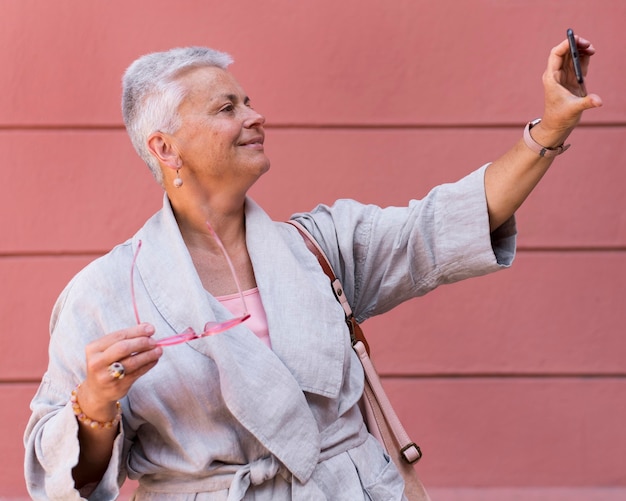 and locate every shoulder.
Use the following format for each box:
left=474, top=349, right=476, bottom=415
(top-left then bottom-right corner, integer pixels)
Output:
left=64, top=241, right=133, bottom=292
left=50, top=241, right=134, bottom=331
